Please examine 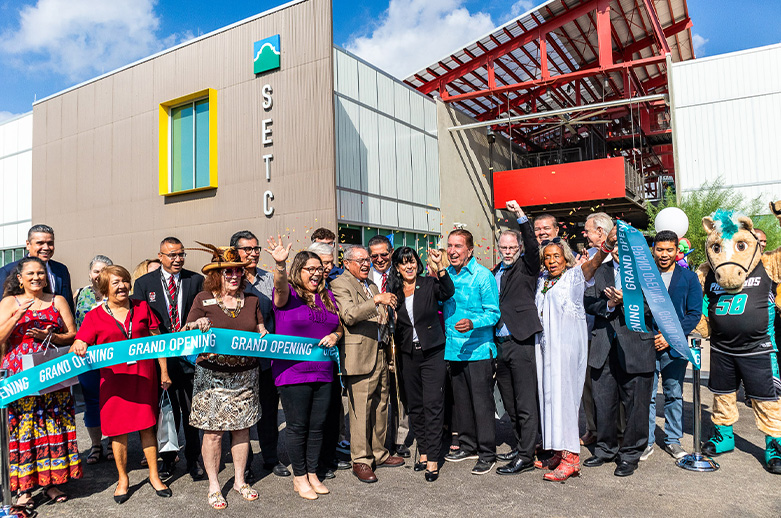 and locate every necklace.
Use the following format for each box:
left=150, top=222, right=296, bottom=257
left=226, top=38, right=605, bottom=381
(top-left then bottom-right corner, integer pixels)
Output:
left=216, top=293, right=244, bottom=318
left=541, top=274, right=562, bottom=294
